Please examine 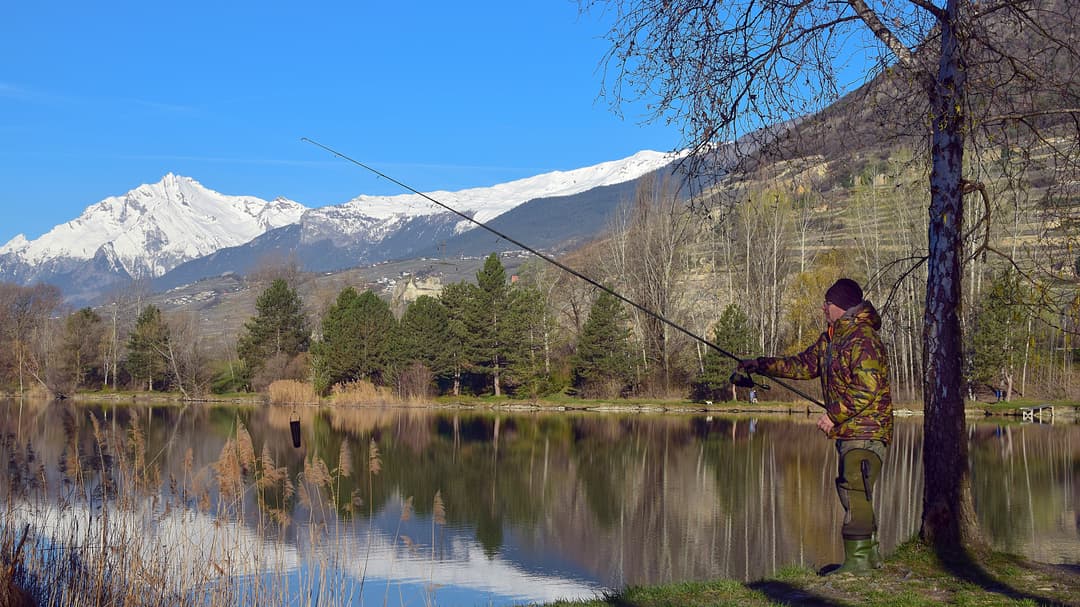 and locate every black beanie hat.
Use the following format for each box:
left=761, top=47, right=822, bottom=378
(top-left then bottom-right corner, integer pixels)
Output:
left=825, top=278, right=863, bottom=310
